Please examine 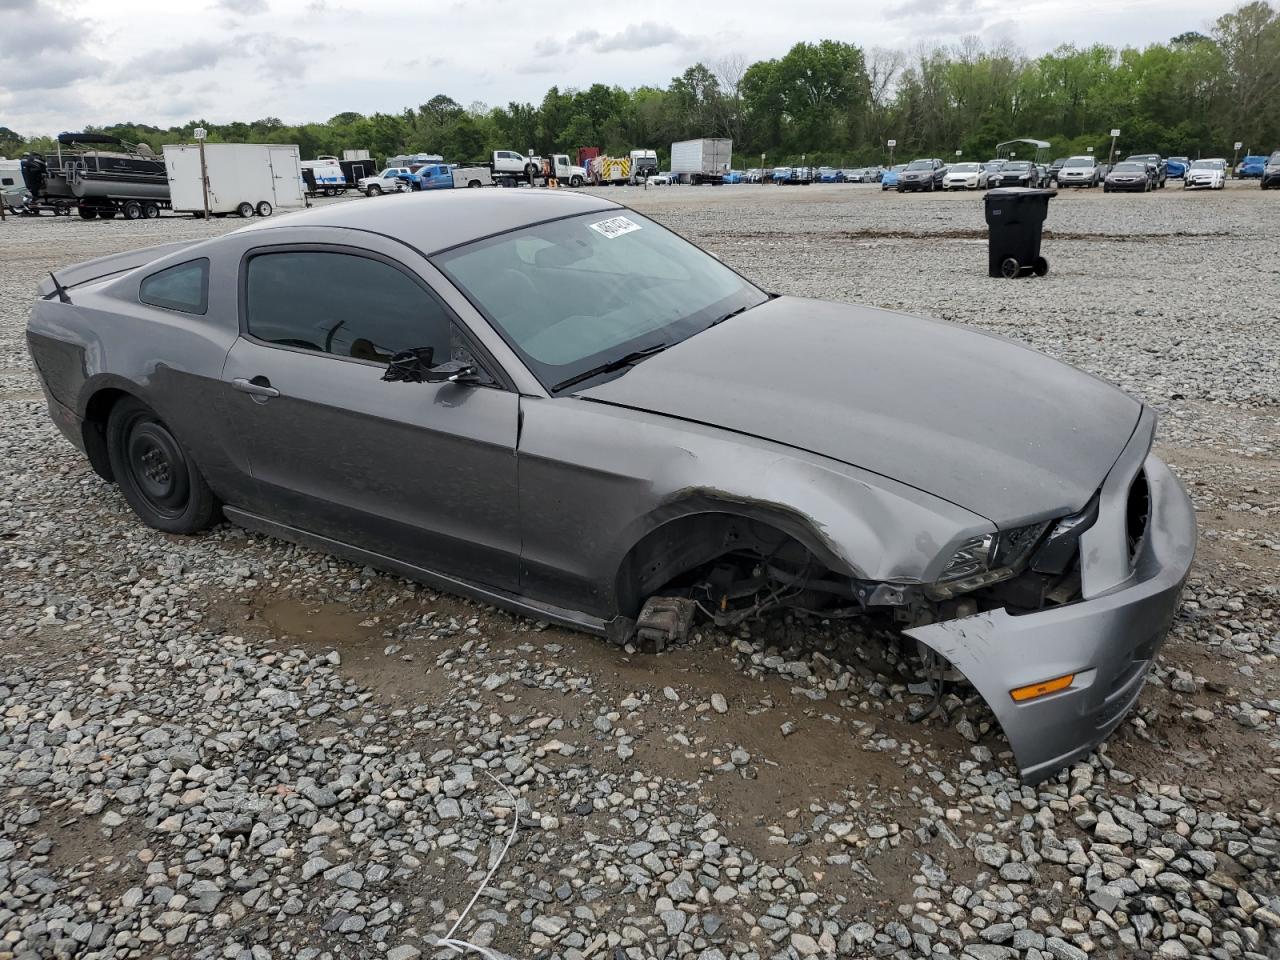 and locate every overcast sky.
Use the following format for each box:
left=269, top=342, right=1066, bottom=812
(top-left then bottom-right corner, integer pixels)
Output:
left=1, top=0, right=1236, bottom=137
